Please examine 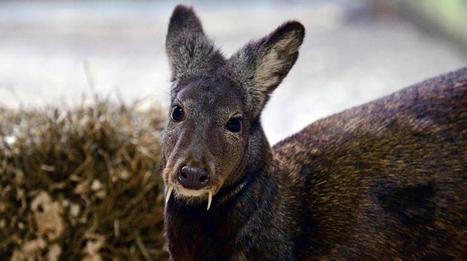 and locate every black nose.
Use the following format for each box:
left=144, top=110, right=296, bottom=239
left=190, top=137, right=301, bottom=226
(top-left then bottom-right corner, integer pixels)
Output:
left=178, top=166, right=209, bottom=190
